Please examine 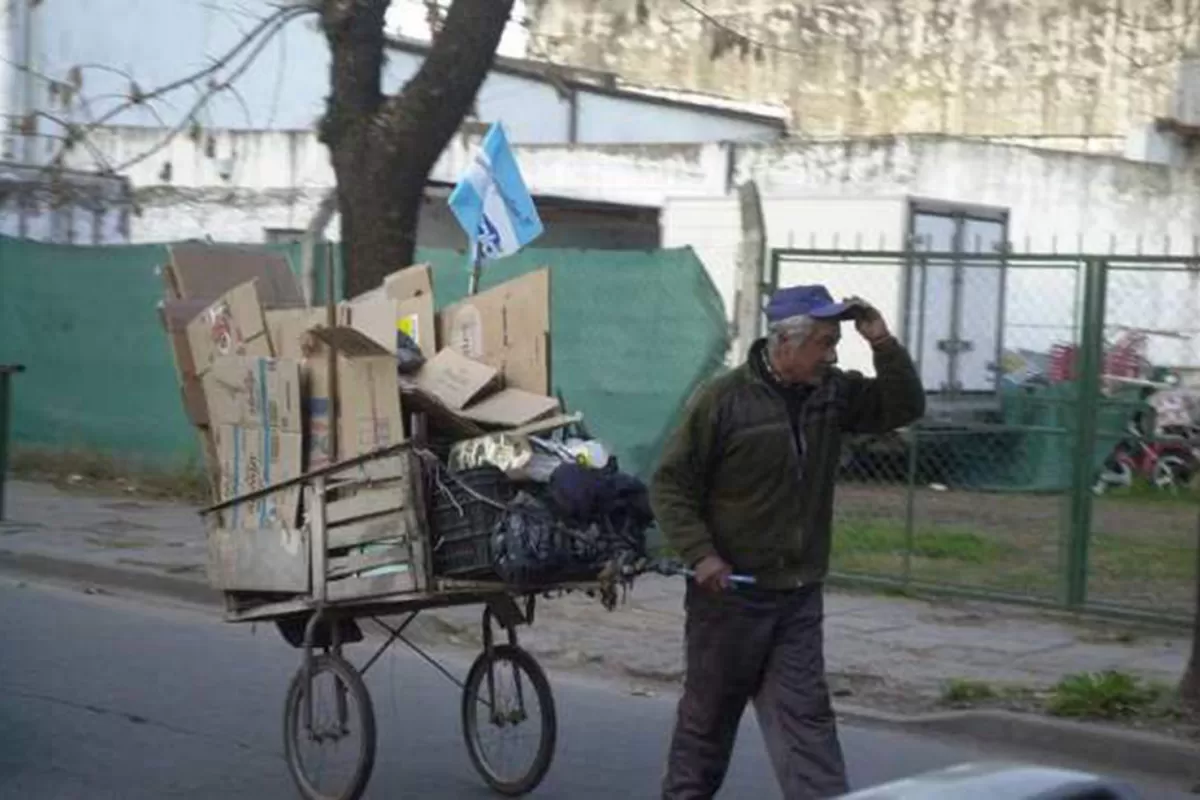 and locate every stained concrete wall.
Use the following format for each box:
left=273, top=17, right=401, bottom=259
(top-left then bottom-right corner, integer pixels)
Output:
left=529, top=0, right=1194, bottom=139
